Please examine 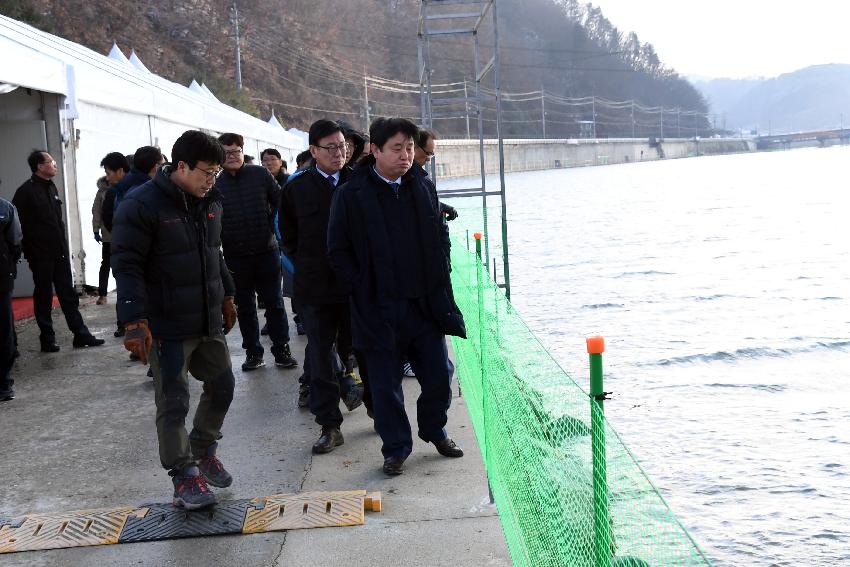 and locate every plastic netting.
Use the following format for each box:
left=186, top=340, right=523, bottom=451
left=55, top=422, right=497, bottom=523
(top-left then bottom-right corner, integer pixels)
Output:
left=448, top=237, right=714, bottom=567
